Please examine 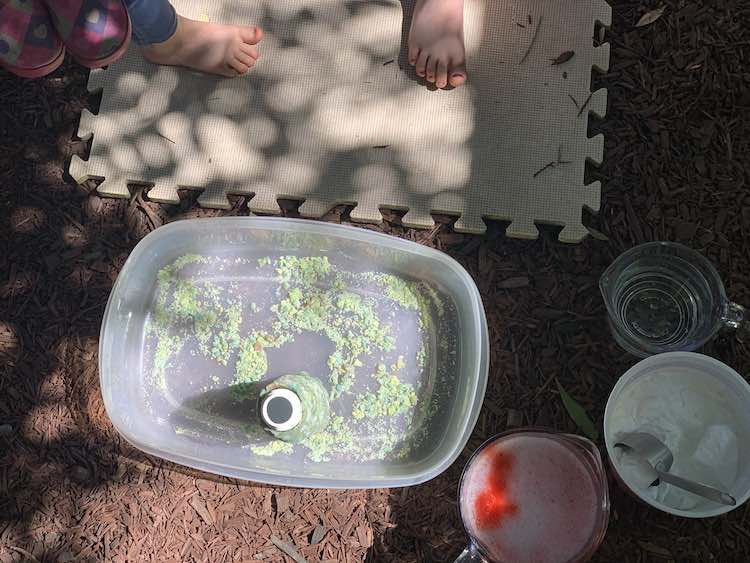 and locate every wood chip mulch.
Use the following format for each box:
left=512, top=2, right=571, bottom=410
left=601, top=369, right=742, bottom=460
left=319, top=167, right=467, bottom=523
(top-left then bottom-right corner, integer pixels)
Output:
left=1, top=1, right=750, bottom=561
